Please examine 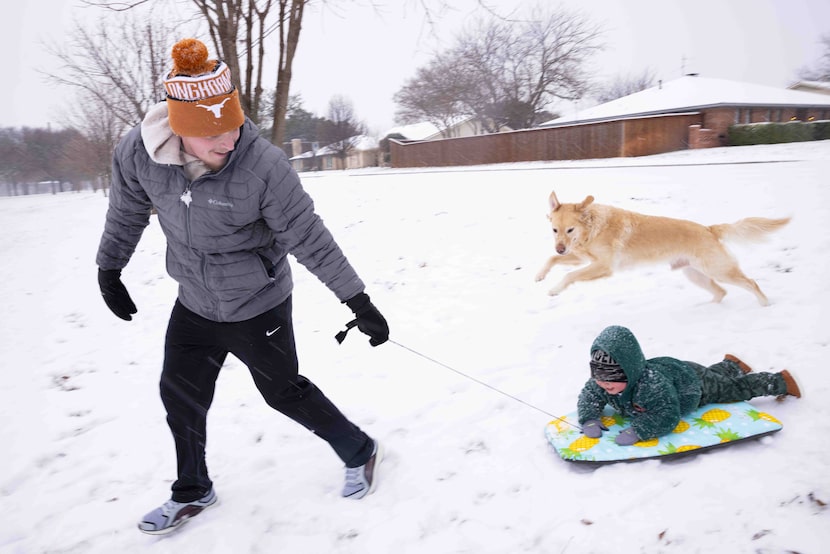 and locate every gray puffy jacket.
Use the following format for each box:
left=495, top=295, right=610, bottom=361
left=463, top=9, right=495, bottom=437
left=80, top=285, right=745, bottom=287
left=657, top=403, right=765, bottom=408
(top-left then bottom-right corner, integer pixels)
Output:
left=96, top=118, right=364, bottom=322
